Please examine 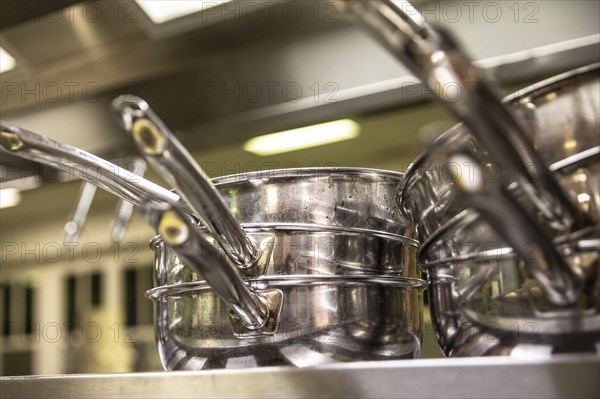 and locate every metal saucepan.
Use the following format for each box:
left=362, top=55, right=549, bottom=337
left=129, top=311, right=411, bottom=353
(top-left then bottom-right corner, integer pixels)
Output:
left=144, top=165, right=426, bottom=369
left=443, top=152, right=581, bottom=306
left=147, top=274, right=424, bottom=369
left=142, top=201, right=424, bottom=369
left=402, top=65, right=600, bottom=356
left=107, top=95, right=425, bottom=369
left=139, top=166, right=426, bottom=369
